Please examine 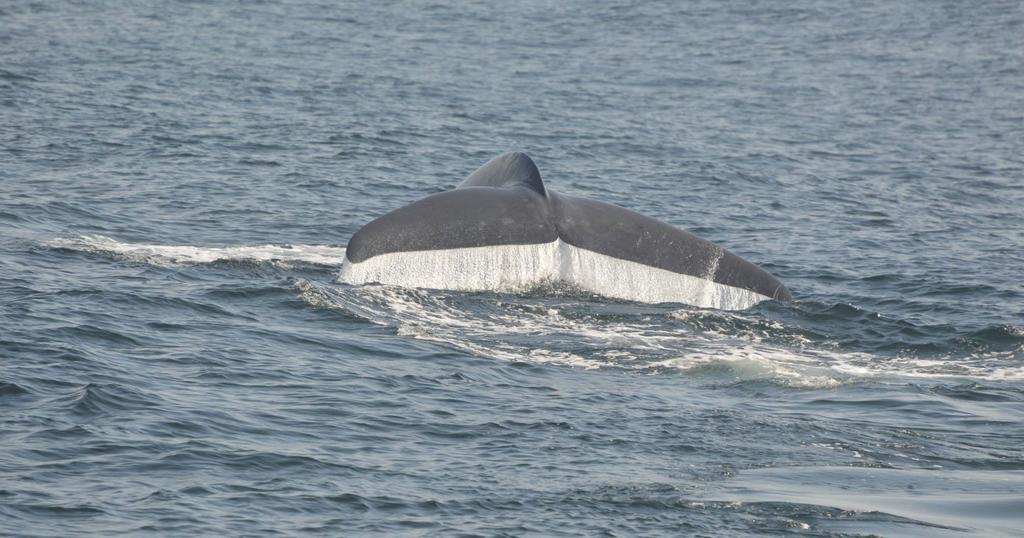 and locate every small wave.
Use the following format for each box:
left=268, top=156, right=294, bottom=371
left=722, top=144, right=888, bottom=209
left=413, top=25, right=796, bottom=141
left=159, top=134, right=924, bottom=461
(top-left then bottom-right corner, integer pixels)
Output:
left=48, top=382, right=165, bottom=418
left=0, top=382, right=31, bottom=398
left=45, top=235, right=347, bottom=268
